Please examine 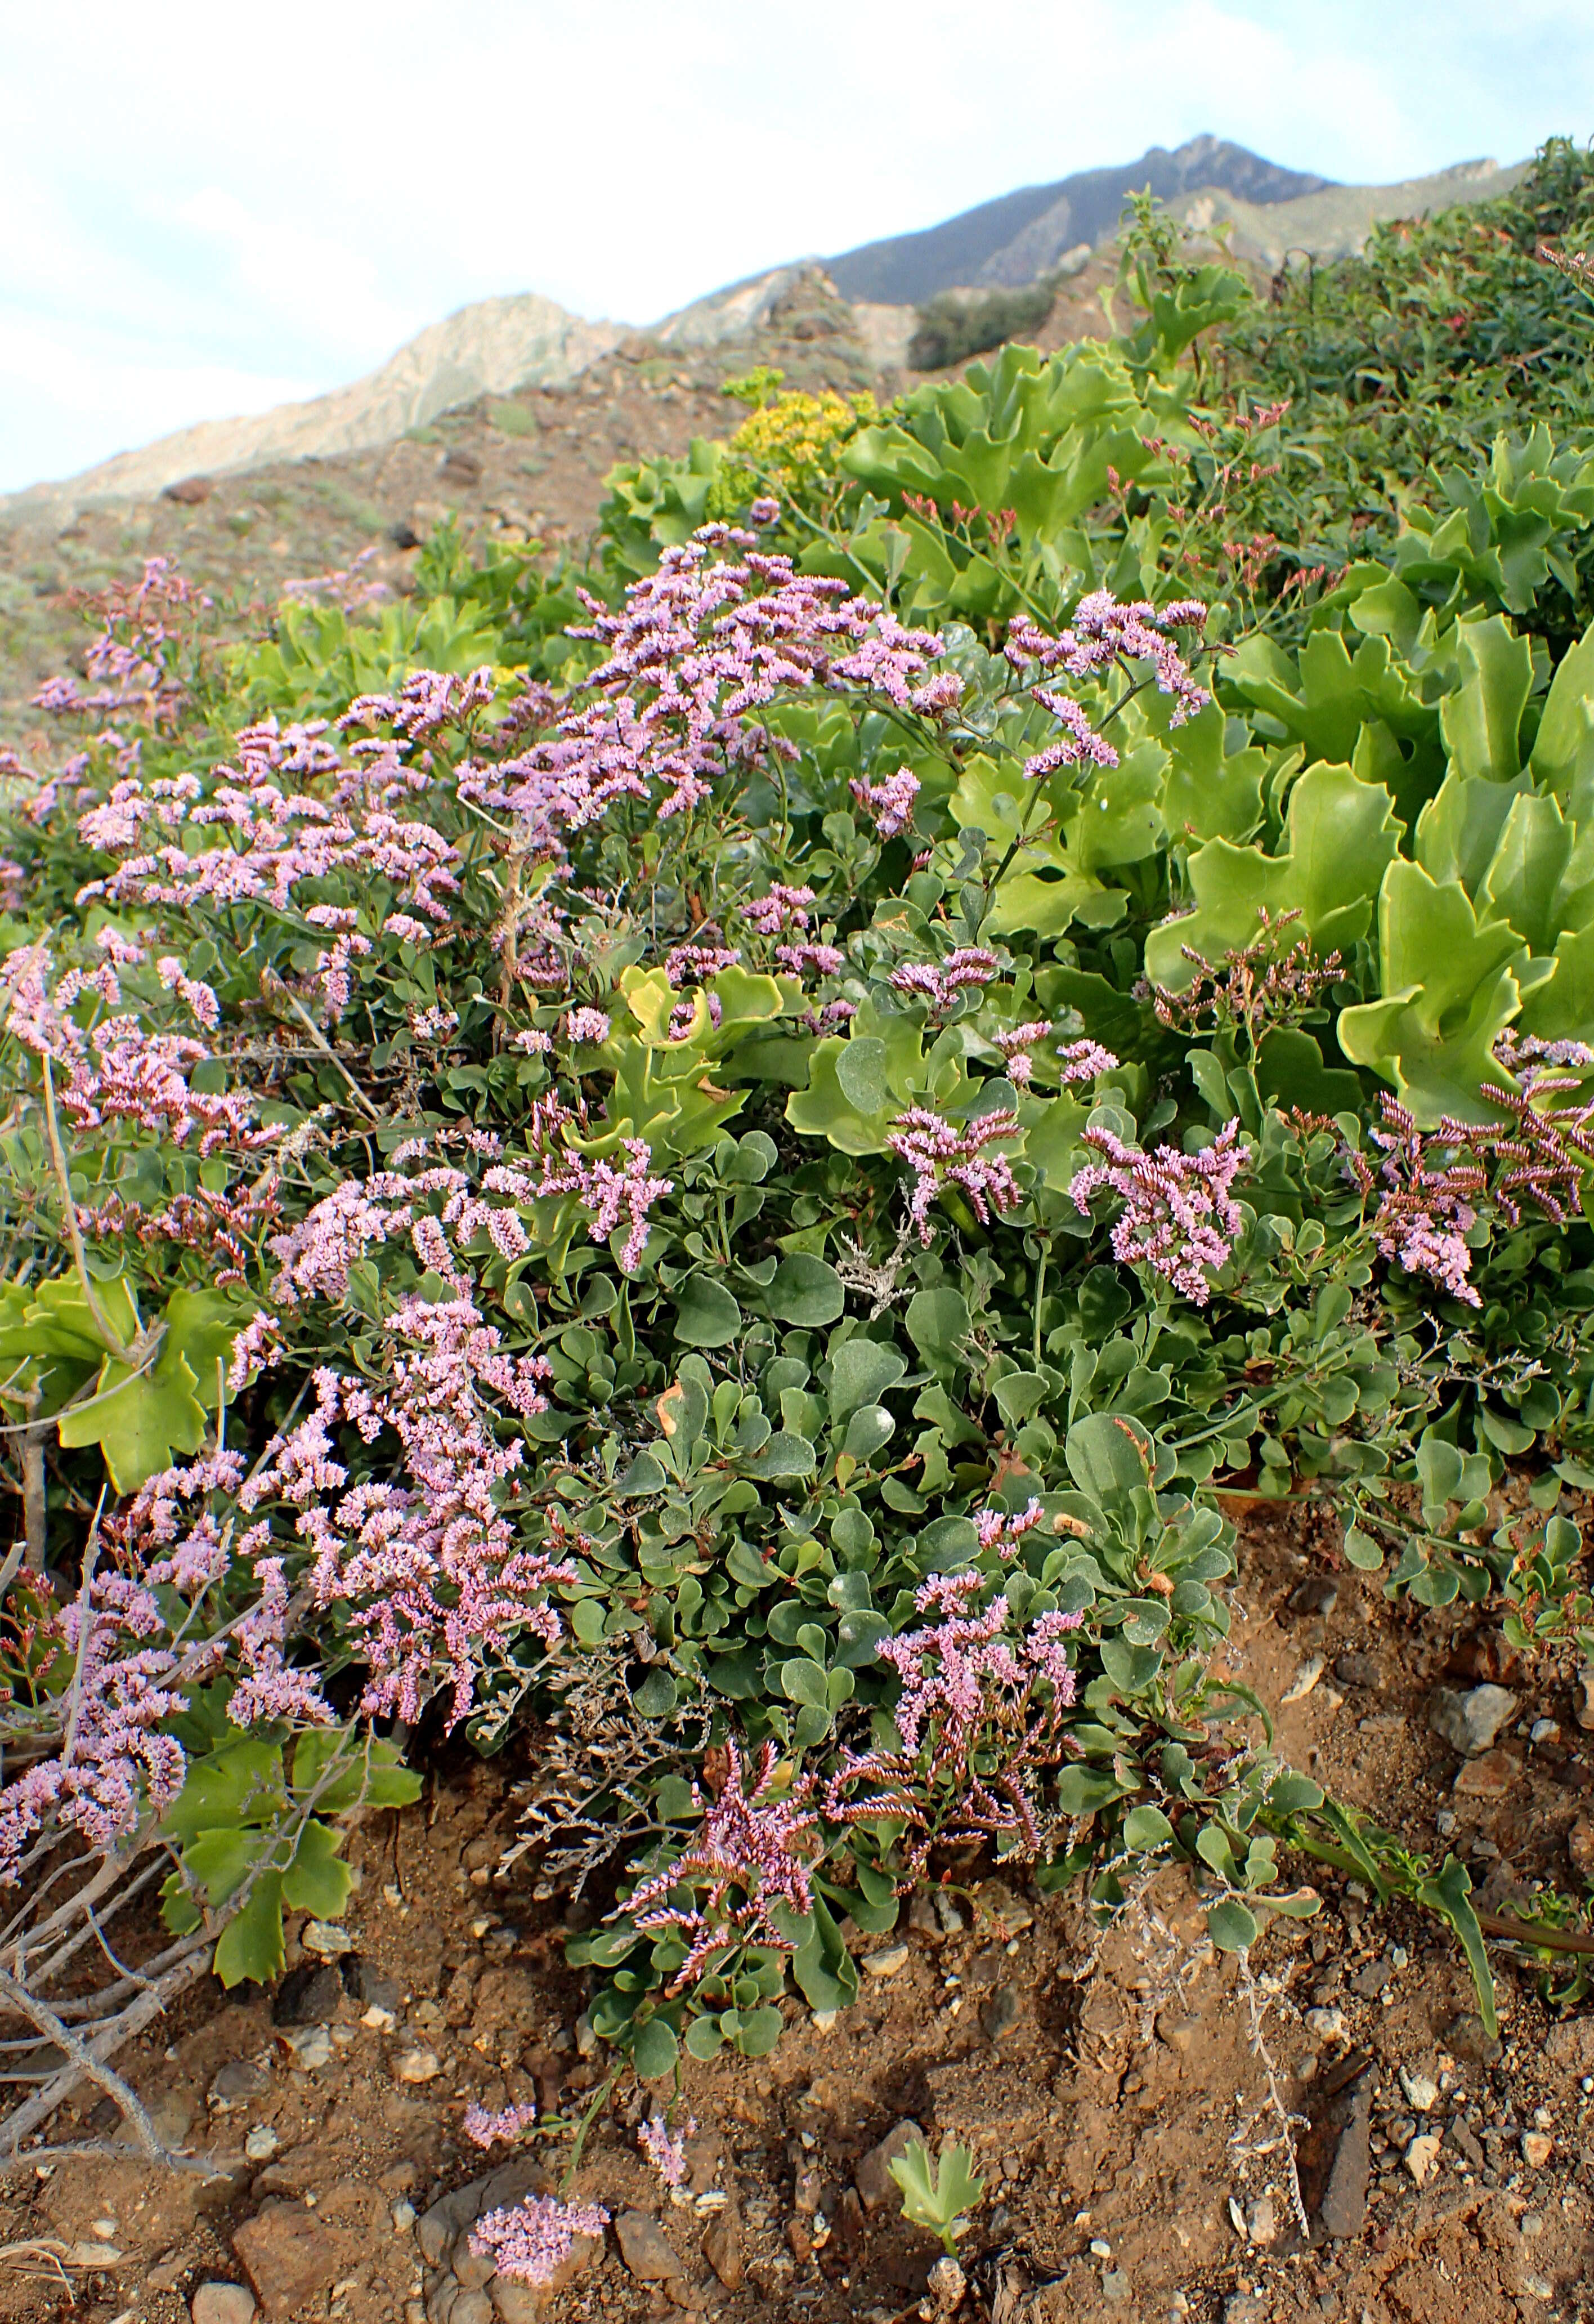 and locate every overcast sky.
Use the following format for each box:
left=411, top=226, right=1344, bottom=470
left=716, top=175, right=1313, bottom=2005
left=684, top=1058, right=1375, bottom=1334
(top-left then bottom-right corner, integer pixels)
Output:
left=3, top=0, right=1592, bottom=493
